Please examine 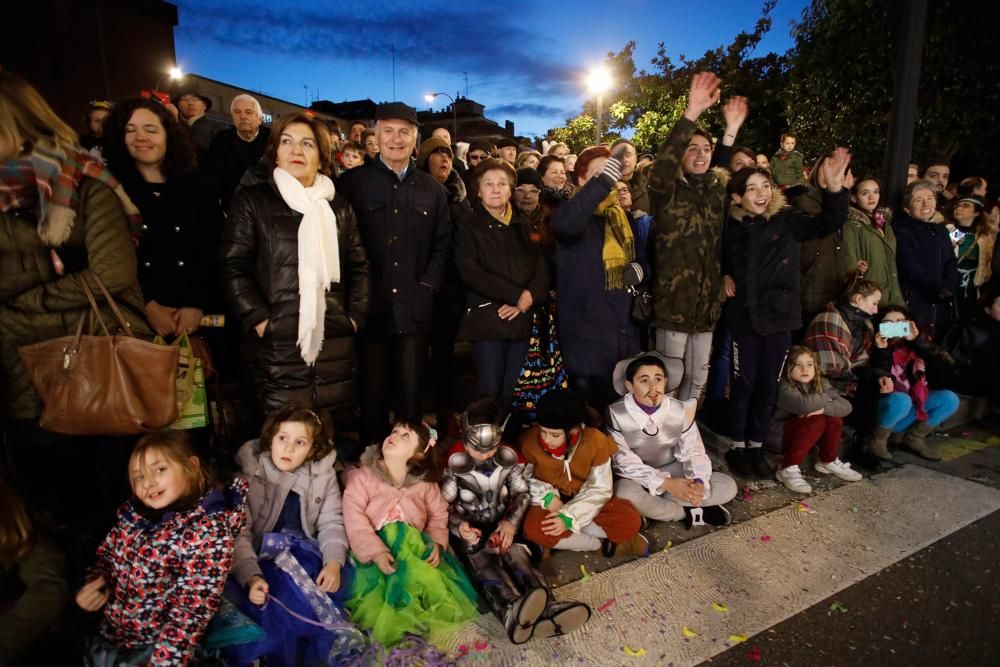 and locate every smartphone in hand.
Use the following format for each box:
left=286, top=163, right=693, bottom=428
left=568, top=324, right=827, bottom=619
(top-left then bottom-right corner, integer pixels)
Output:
left=879, top=321, right=911, bottom=339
